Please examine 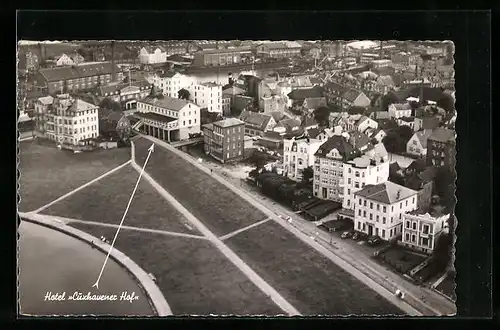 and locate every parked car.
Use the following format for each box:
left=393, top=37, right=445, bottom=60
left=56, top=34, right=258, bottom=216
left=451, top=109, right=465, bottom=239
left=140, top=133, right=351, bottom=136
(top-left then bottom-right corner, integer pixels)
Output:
left=352, top=231, right=367, bottom=241
left=341, top=230, right=354, bottom=239
left=367, top=235, right=382, bottom=246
